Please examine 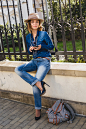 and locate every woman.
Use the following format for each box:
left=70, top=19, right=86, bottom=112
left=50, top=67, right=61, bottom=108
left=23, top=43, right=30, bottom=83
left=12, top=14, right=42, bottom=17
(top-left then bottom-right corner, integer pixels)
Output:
left=15, top=13, right=54, bottom=120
